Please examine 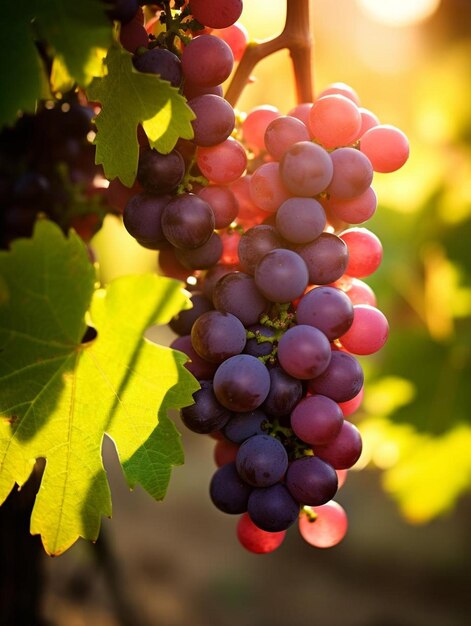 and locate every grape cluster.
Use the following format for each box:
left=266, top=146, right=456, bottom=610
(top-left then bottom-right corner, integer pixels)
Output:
left=0, top=96, right=112, bottom=249
left=116, top=2, right=409, bottom=553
